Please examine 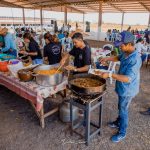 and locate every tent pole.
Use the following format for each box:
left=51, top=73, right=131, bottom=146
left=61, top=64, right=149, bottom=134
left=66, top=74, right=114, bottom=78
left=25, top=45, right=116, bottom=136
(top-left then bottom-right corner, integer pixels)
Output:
left=40, top=7, right=43, bottom=34
left=121, top=12, right=124, bottom=32
left=148, top=12, right=150, bottom=29
left=22, top=8, right=25, bottom=27
left=97, top=1, right=102, bottom=40
left=83, top=13, right=85, bottom=32
left=64, top=6, right=67, bottom=26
